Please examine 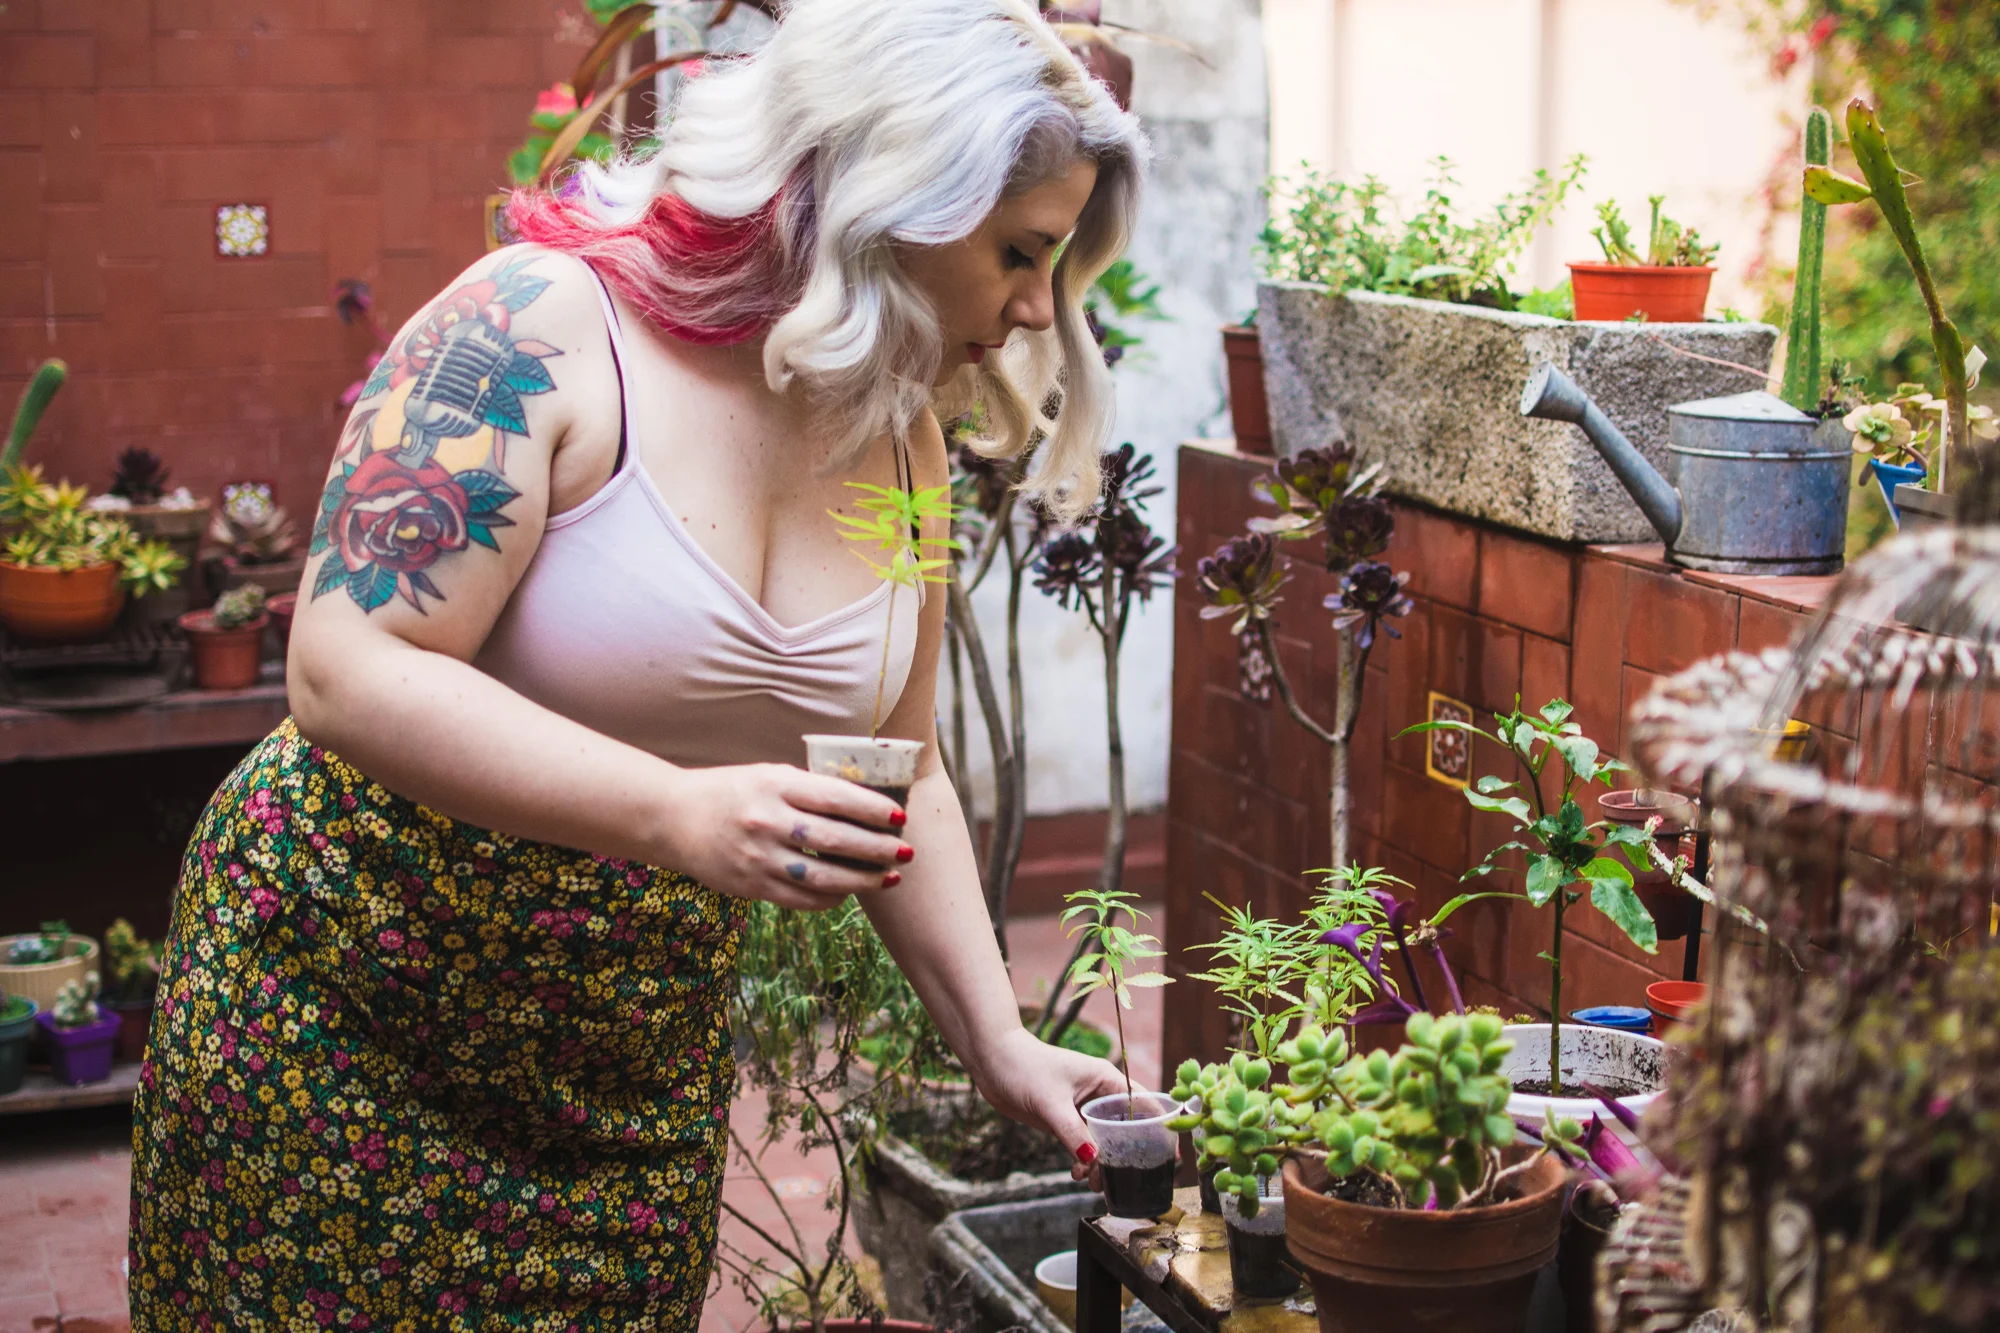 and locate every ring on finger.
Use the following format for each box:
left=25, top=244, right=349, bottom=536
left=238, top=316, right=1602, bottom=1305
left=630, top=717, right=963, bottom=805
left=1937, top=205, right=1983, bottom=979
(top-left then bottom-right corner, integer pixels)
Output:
left=790, top=821, right=812, bottom=852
